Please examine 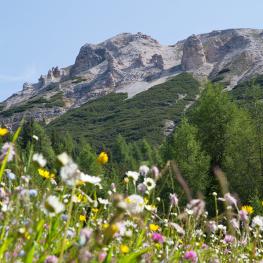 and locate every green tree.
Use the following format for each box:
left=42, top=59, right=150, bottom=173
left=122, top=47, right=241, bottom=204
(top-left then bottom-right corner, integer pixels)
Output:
left=77, top=143, right=103, bottom=176
left=165, top=118, right=210, bottom=194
